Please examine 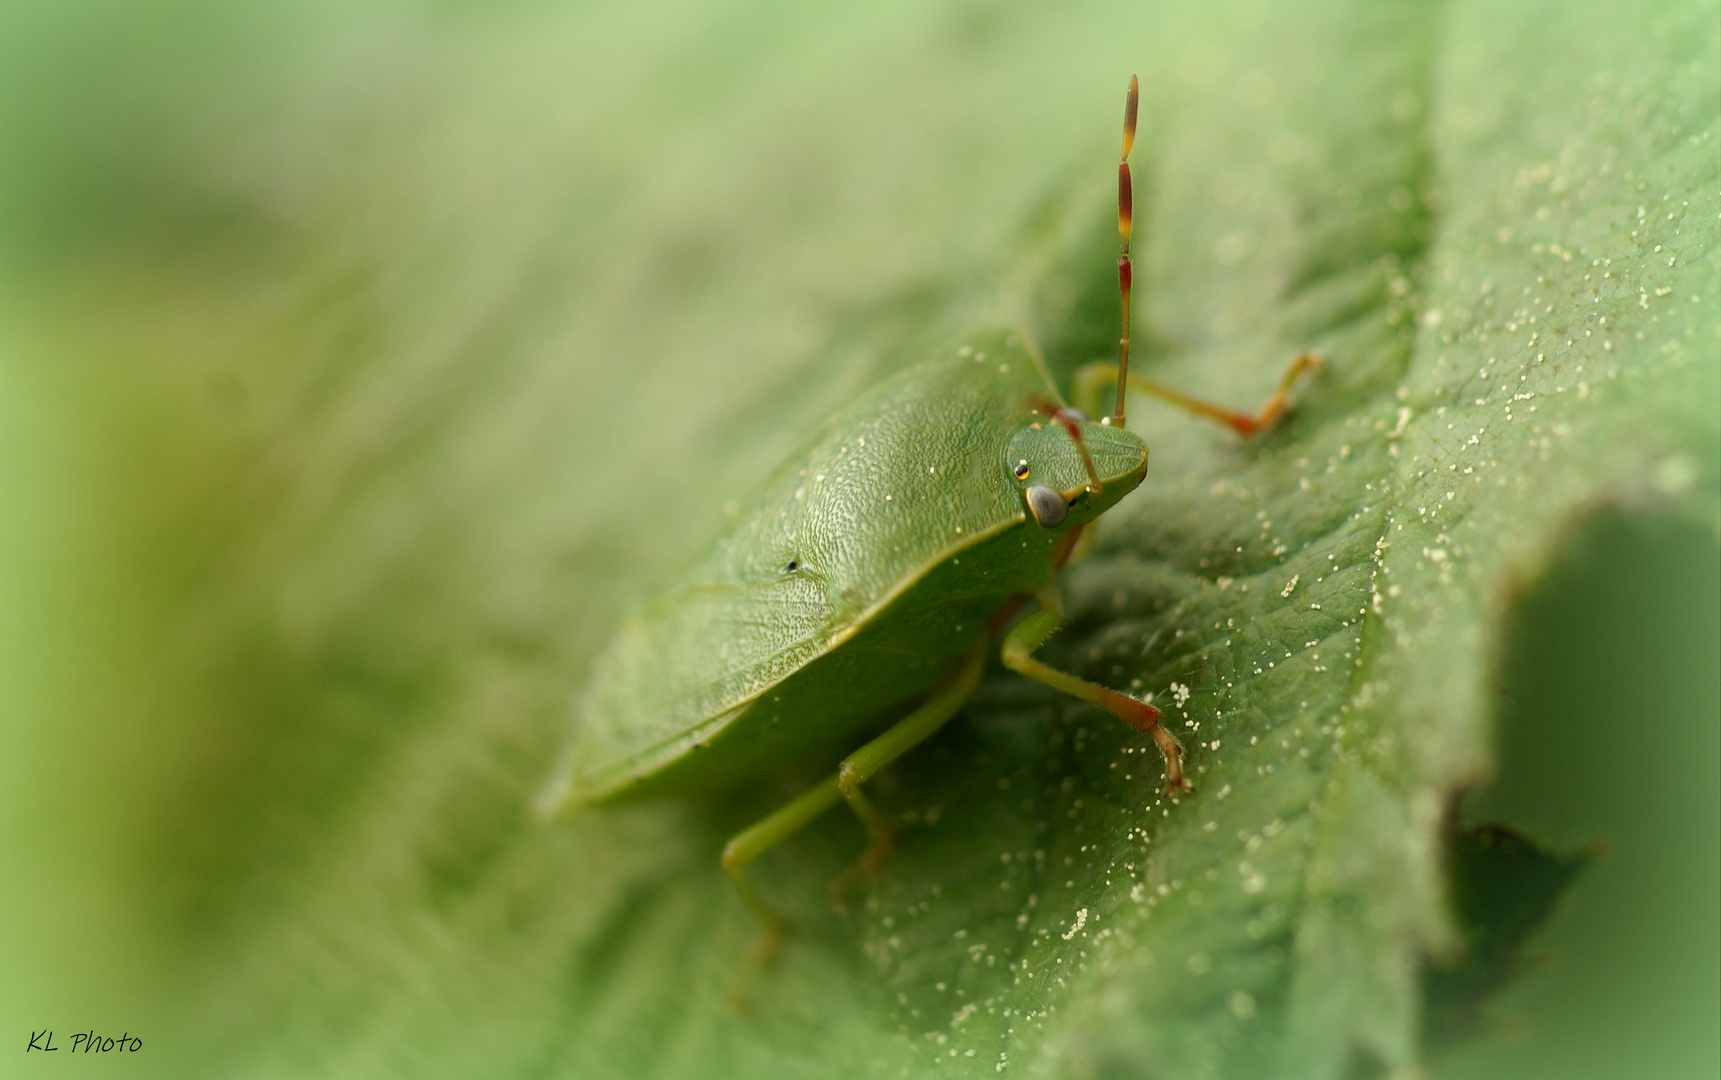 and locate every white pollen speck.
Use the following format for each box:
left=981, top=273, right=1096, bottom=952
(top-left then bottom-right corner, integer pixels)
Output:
left=1062, top=909, right=1089, bottom=940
